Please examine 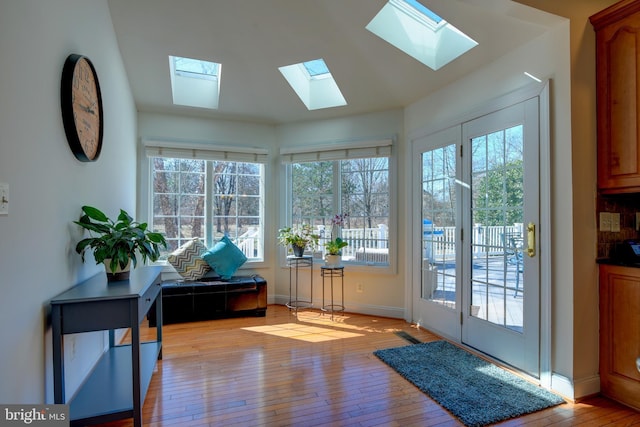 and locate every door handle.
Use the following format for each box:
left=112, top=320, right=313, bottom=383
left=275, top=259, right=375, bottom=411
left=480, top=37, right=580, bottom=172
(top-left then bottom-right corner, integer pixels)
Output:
left=527, top=222, right=535, bottom=257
